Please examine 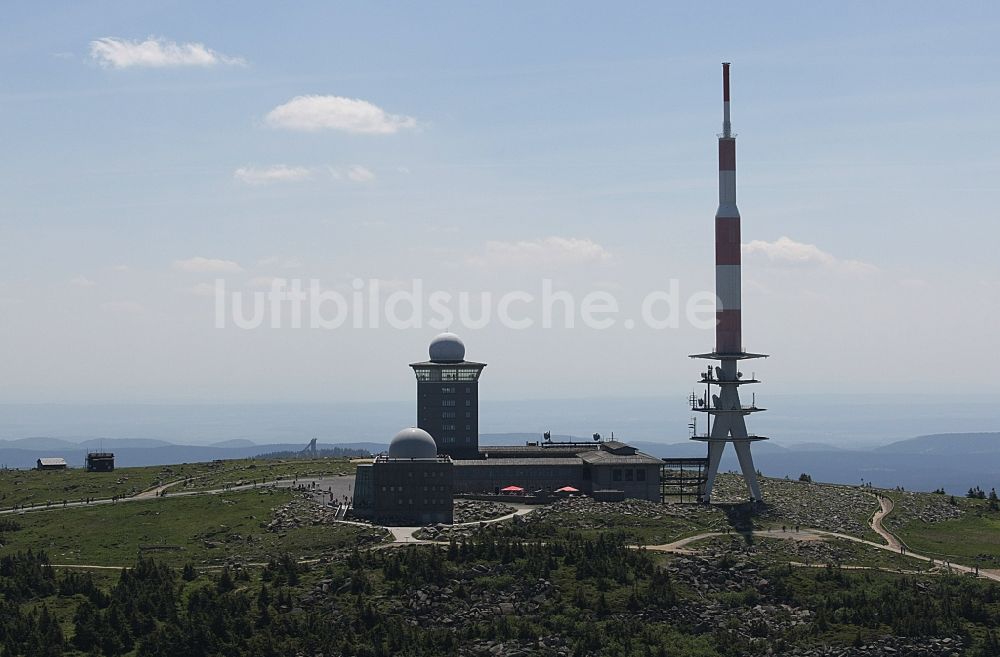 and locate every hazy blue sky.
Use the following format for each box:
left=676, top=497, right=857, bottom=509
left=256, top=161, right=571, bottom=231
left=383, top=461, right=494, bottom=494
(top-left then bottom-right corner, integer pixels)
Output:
left=1, top=2, right=998, bottom=404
